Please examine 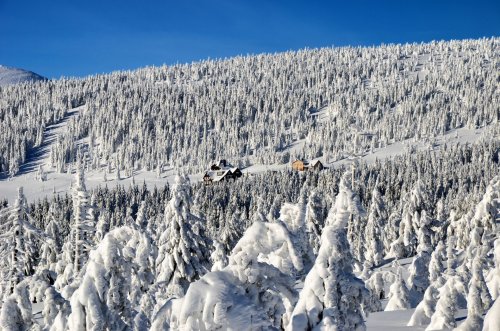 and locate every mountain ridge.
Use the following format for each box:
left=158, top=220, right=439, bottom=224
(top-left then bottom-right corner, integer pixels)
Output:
left=0, top=65, right=47, bottom=86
